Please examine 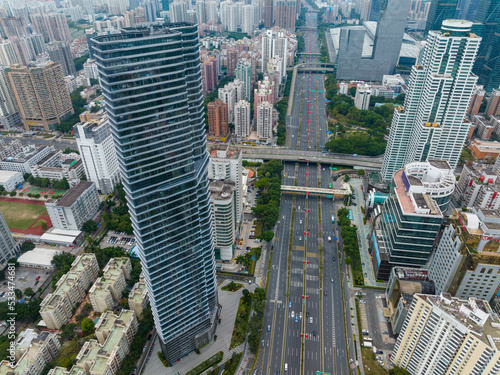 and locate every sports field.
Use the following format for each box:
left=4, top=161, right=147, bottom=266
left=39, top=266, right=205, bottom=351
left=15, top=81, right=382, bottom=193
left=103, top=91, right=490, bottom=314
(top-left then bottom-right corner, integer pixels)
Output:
left=0, top=200, right=48, bottom=229
left=21, top=187, right=67, bottom=196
